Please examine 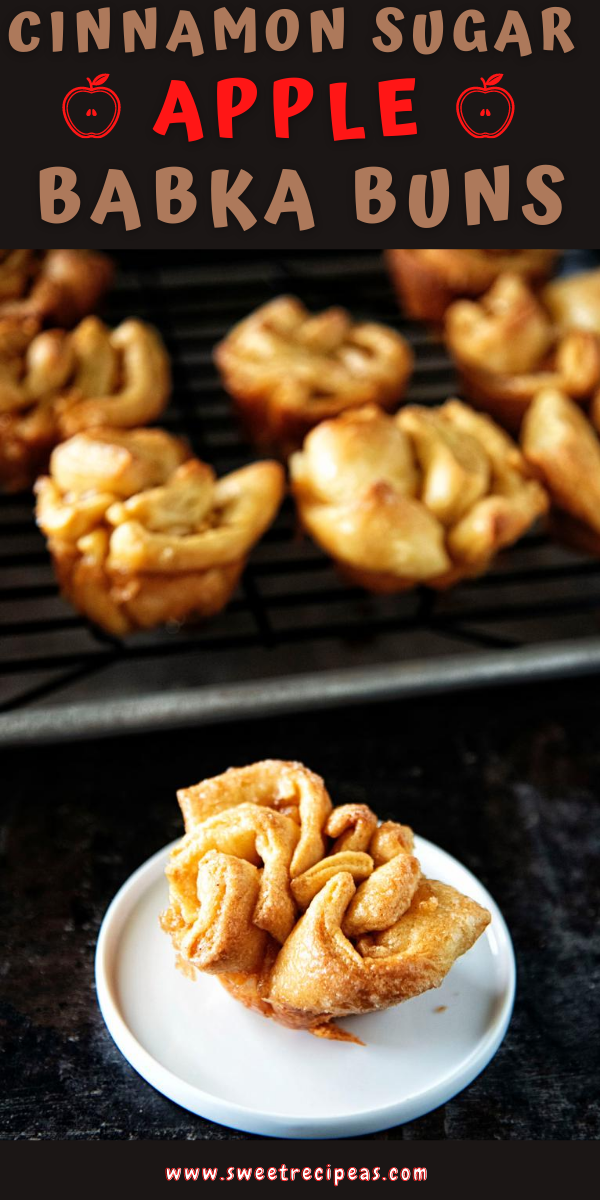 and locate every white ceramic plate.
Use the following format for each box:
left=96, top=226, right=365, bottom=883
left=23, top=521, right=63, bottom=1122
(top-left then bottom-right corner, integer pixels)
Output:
left=96, top=837, right=515, bottom=1138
